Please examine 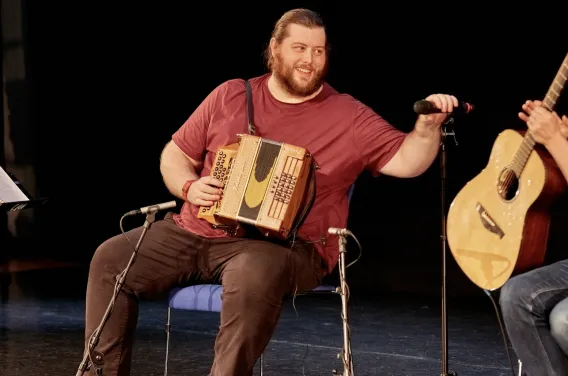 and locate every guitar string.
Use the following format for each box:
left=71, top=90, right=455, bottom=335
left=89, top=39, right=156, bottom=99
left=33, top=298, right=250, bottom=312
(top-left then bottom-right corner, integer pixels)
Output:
left=501, top=131, right=536, bottom=196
